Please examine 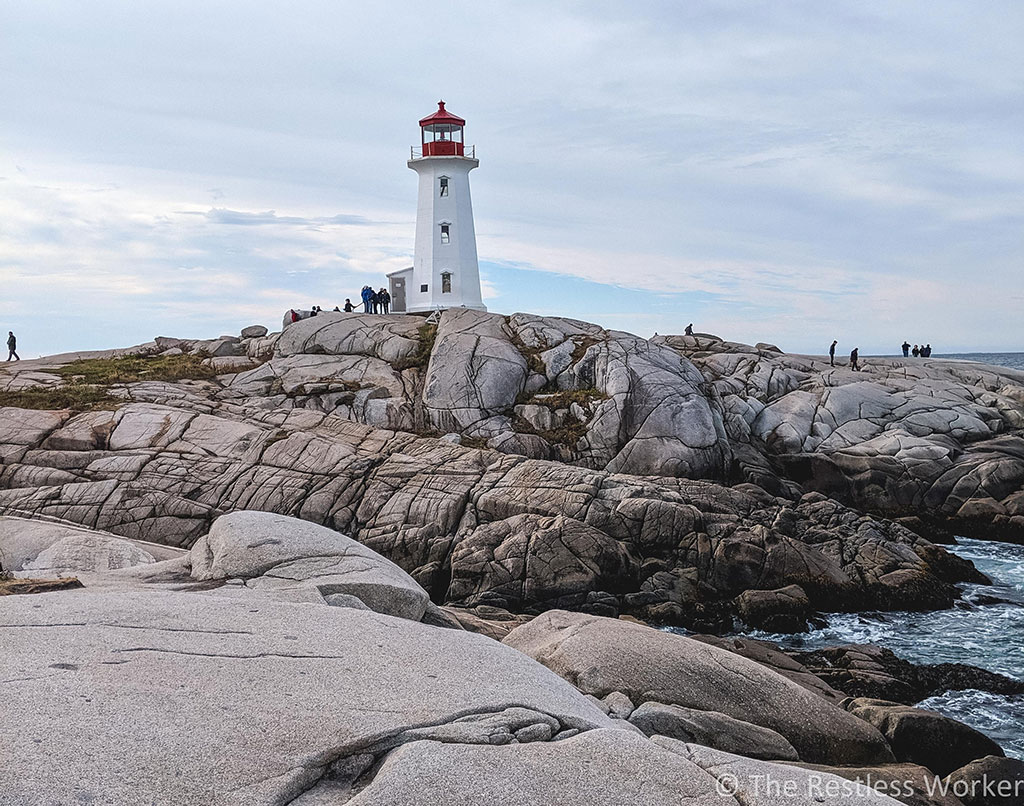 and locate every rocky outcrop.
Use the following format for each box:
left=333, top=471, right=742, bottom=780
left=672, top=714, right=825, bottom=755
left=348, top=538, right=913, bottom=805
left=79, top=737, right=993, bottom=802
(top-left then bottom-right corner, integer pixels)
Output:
left=190, top=510, right=431, bottom=620
left=503, top=610, right=896, bottom=765
left=2, top=514, right=917, bottom=805
left=844, top=698, right=1004, bottom=777
left=944, top=756, right=1024, bottom=806
left=790, top=644, right=1024, bottom=704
